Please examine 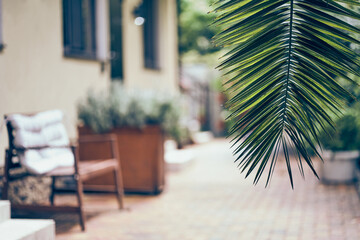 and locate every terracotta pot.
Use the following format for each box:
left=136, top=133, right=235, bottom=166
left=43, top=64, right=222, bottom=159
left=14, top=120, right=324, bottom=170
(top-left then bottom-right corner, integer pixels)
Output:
left=78, top=125, right=165, bottom=194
